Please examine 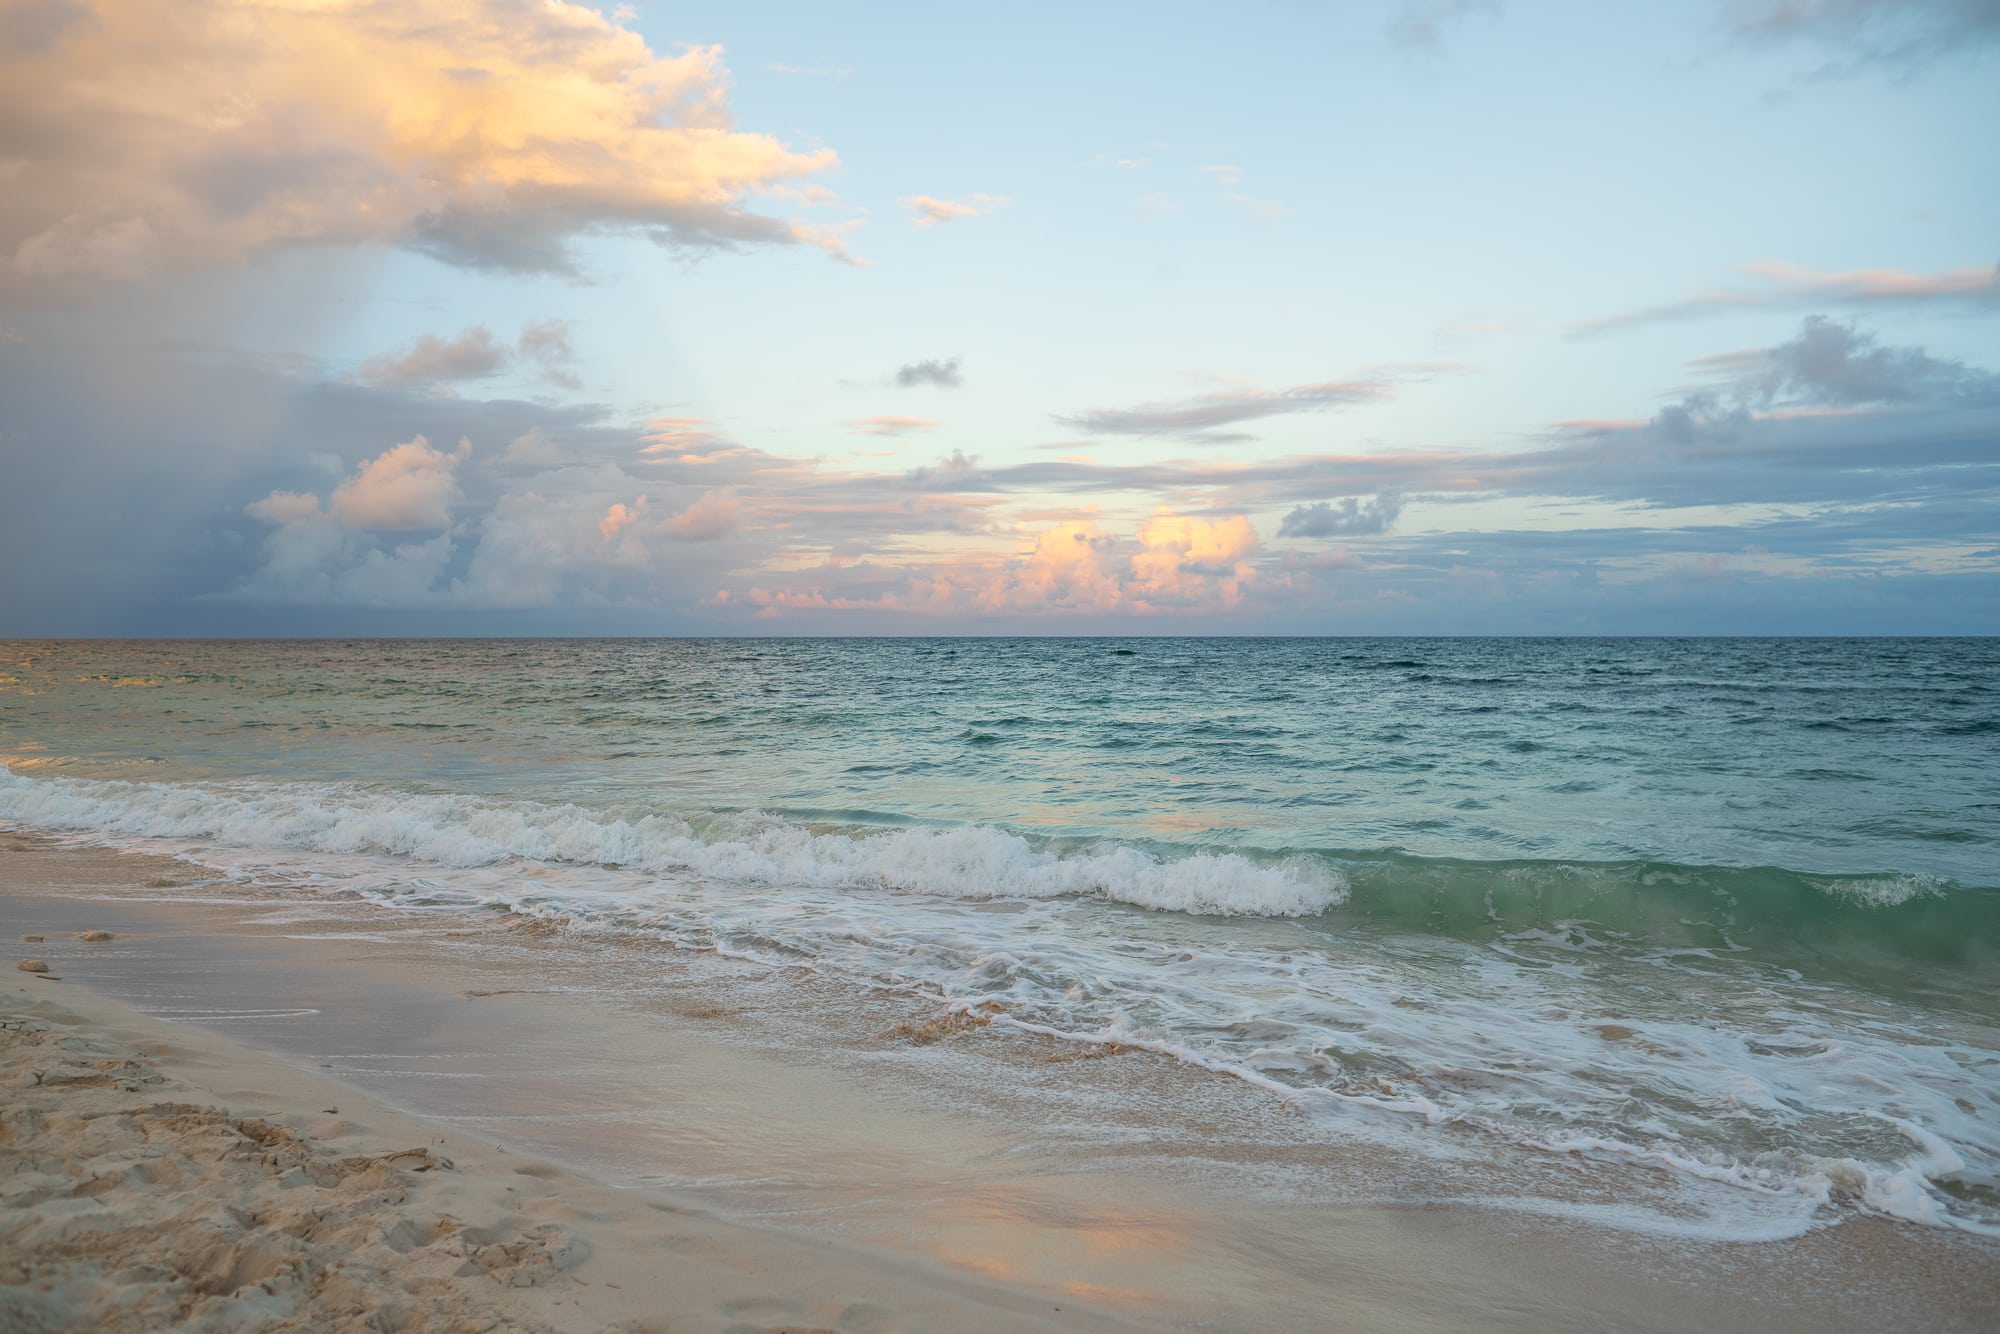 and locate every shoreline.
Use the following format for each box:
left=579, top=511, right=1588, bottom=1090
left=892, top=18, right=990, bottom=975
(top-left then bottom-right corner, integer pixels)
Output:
left=2, top=871, right=1136, bottom=1331
left=1, top=992, right=1137, bottom=1333
left=5, top=833, right=1997, bottom=1332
